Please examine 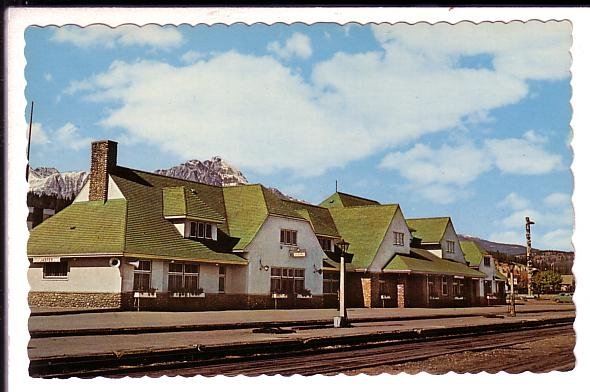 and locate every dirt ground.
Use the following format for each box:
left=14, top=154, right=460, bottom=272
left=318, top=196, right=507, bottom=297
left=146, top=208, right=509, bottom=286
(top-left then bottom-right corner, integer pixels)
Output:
left=339, top=332, right=576, bottom=375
